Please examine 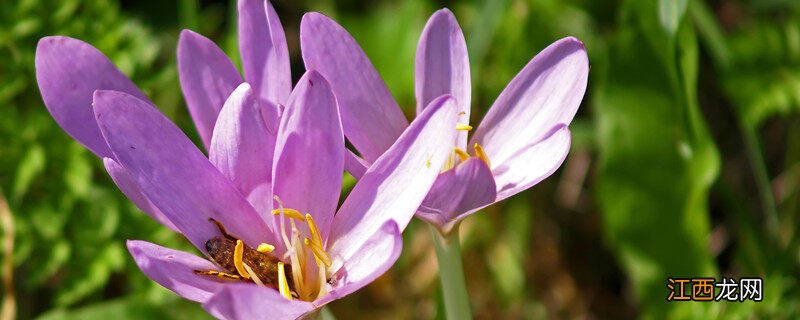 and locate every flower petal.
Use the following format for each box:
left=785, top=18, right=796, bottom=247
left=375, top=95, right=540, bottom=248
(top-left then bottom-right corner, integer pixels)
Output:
left=127, top=240, right=225, bottom=303
left=178, top=29, right=243, bottom=149
left=35, top=36, right=149, bottom=158
left=416, top=8, right=471, bottom=149
left=272, top=71, right=343, bottom=241
left=93, top=90, right=275, bottom=252
left=209, top=83, right=278, bottom=219
left=493, top=124, right=571, bottom=202
left=328, top=95, right=459, bottom=266
left=416, top=158, right=496, bottom=230
left=470, top=37, right=587, bottom=168
left=315, top=221, right=401, bottom=306
left=203, top=283, right=315, bottom=320
left=300, top=12, right=408, bottom=163
left=103, top=158, right=179, bottom=232
left=238, top=0, right=291, bottom=105
left=343, top=149, right=369, bottom=180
